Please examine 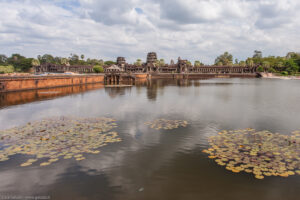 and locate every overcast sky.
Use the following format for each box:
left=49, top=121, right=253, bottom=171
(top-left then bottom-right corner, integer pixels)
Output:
left=0, top=0, right=299, bottom=64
